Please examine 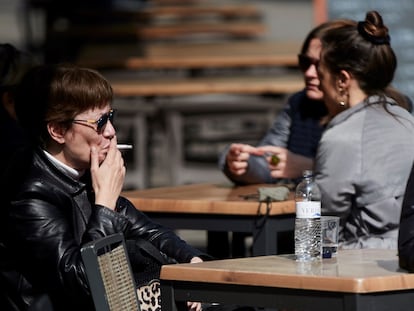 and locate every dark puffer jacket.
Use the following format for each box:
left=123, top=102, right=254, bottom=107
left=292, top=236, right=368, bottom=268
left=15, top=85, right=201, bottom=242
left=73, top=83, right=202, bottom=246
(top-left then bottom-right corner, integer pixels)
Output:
left=0, top=147, right=205, bottom=311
